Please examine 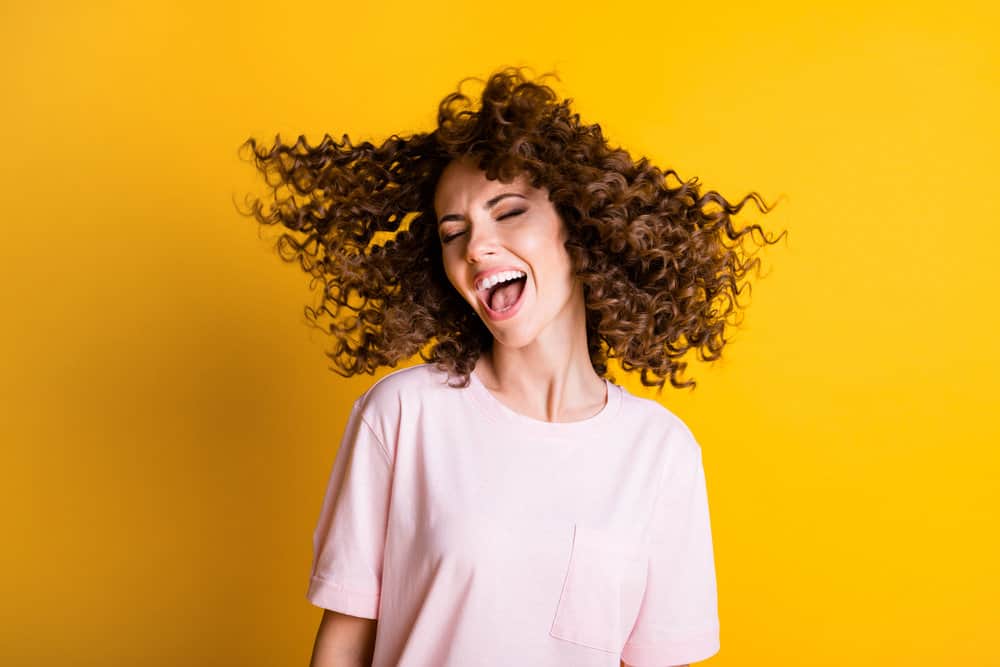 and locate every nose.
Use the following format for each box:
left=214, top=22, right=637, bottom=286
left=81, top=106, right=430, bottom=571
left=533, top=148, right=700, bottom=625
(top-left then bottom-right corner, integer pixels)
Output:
left=464, top=220, right=500, bottom=264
